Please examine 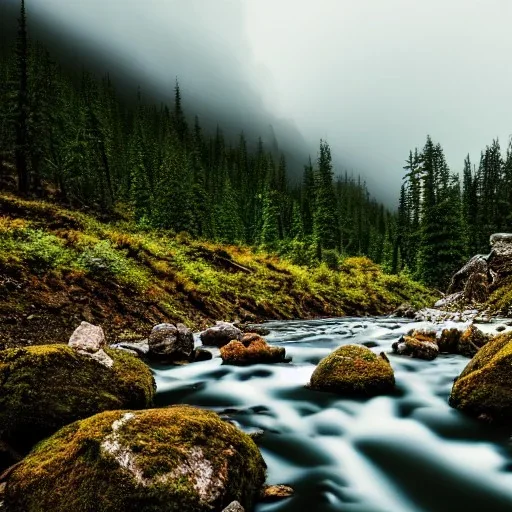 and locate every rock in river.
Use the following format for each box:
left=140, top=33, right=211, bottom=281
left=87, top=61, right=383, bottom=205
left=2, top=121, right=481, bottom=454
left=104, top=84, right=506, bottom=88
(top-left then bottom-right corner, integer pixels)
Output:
left=148, top=322, right=194, bottom=362
left=309, top=345, right=395, bottom=396
left=2, top=406, right=266, bottom=512
left=220, top=333, right=287, bottom=365
left=392, top=331, right=439, bottom=361
left=450, top=332, right=512, bottom=423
